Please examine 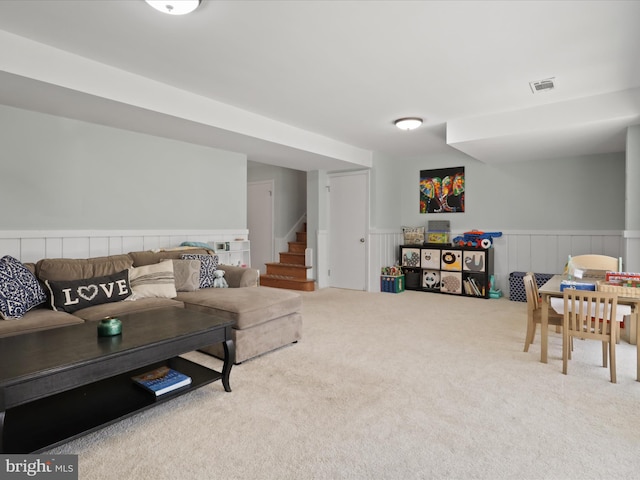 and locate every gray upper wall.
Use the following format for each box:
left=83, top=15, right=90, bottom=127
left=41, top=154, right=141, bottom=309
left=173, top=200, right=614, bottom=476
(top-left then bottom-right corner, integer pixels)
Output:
left=372, top=150, right=625, bottom=232
left=0, top=105, right=247, bottom=230
left=0, top=104, right=626, bottom=235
